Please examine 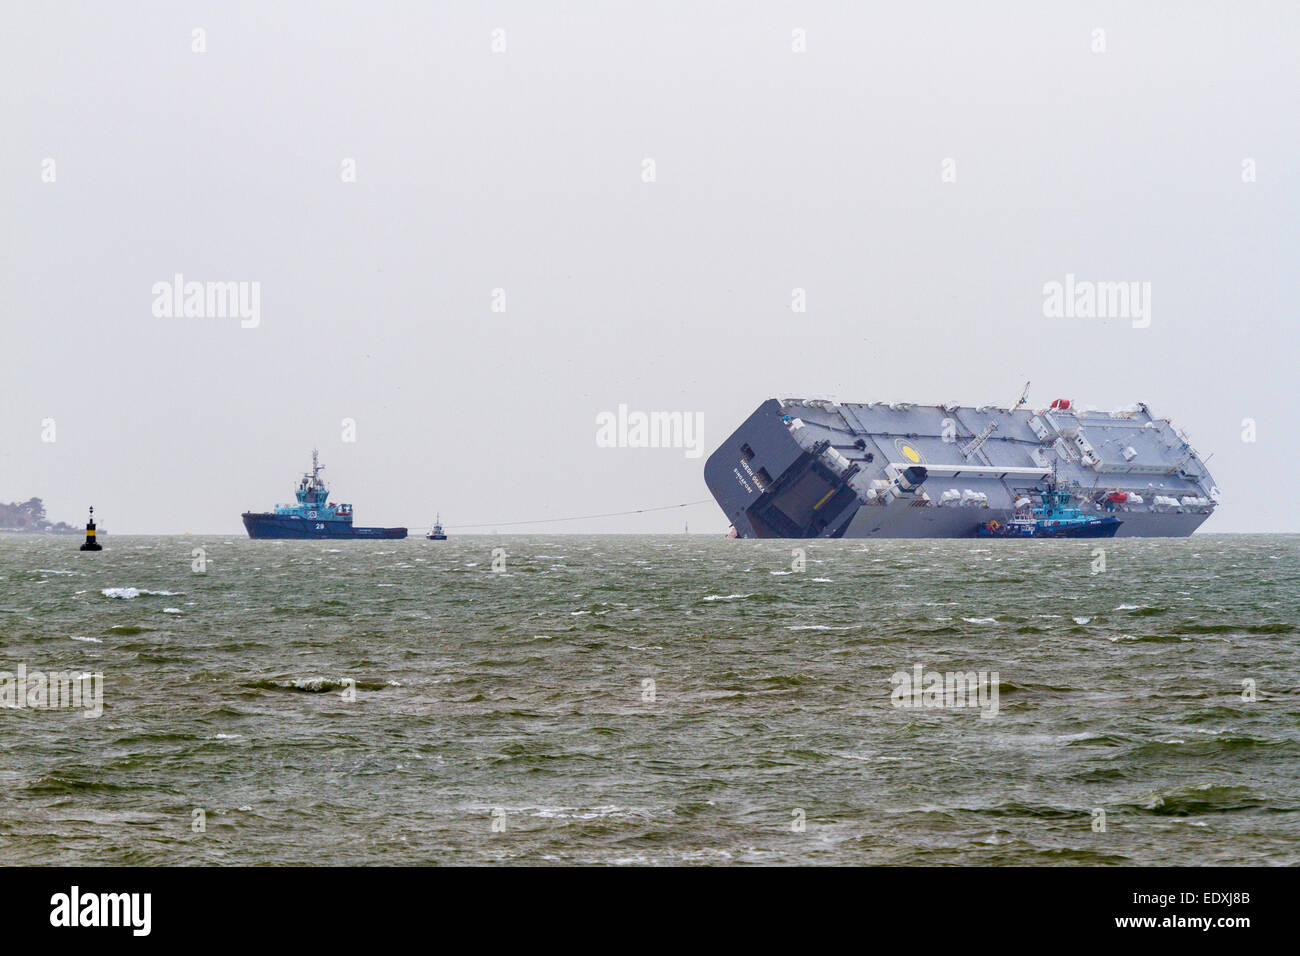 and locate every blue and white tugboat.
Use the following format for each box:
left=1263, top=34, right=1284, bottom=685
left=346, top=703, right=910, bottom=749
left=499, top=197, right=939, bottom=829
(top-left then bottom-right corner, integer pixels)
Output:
left=978, top=467, right=1120, bottom=539
left=426, top=514, right=447, bottom=540
left=241, top=450, right=407, bottom=539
